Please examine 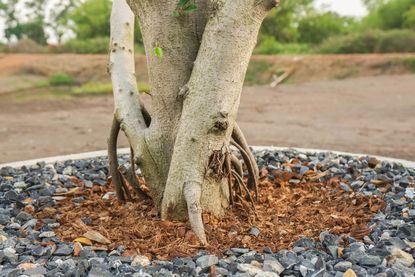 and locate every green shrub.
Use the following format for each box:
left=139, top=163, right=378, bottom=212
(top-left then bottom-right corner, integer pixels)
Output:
left=48, top=73, right=75, bottom=86
left=55, top=37, right=110, bottom=54
left=317, top=29, right=415, bottom=54
left=254, top=37, right=310, bottom=55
